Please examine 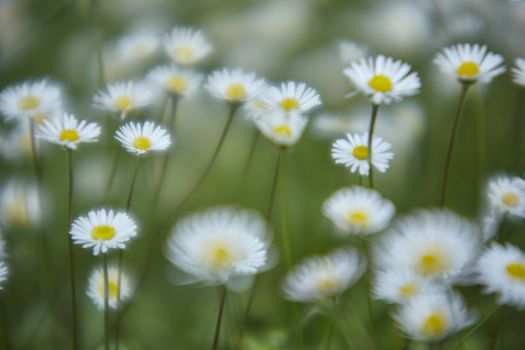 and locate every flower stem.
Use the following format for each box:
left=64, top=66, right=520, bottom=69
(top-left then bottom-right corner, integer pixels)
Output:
left=89, top=0, right=106, bottom=87
left=439, top=83, right=471, bottom=207
left=360, top=239, right=376, bottom=350
left=279, top=147, right=292, bottom=268
left=103, top=149, right=121, bottom=202
left=322, top=299, right=337, bottom=350
left=238, top=130, right=260, bottom=200
left=212, top=286, right=228, bottom=350
left=102, top=254, right=109, bottom=350
left=66, top=149, right=78, bottom=350
left=454, top=306, right=499, bottom=350
left=367, top=104, right=379, bottom=189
